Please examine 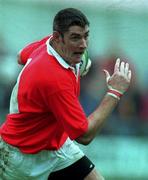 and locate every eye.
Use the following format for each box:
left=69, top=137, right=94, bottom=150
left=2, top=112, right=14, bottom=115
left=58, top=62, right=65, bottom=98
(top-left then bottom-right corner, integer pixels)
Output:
left=84, top=34, right=89, bottom=40
left=71, top=36, right=81, bottom=41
